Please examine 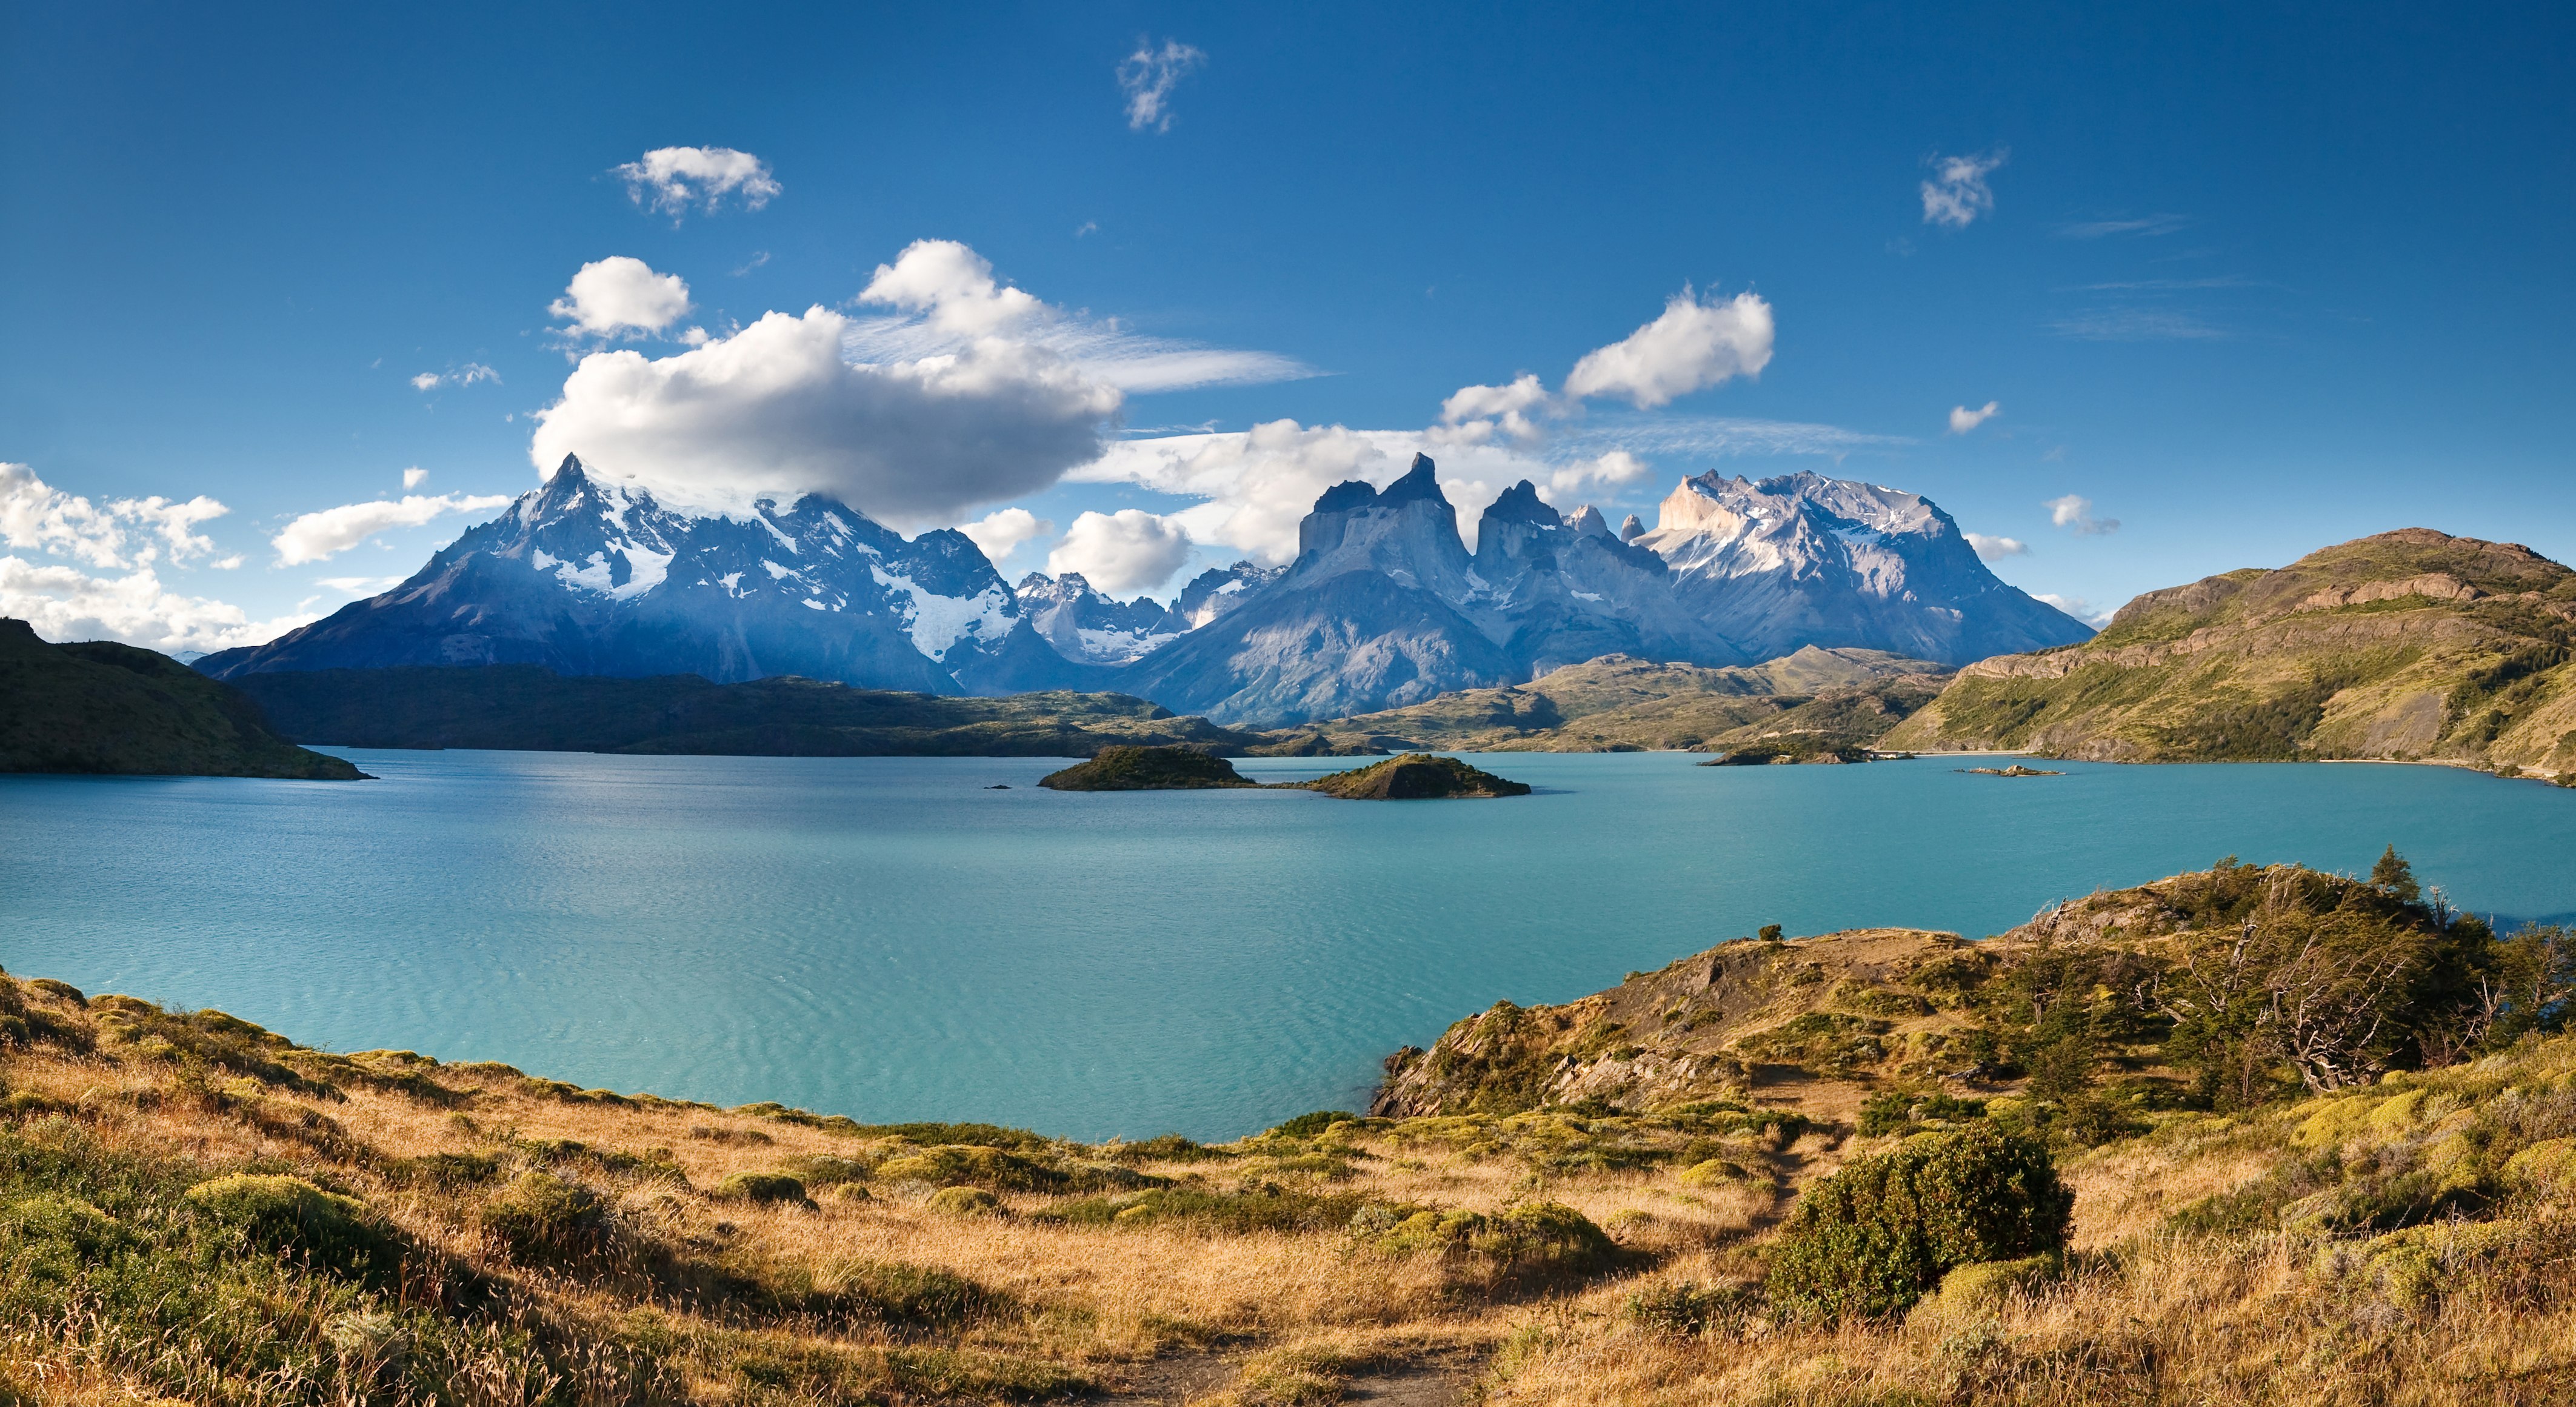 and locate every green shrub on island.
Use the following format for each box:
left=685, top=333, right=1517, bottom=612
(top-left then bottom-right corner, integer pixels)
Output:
left=875, top=1145, right=1069, bottom=1192
left=1764, top=1124, right=2072, bottom=1323
left=1295, top=754, right=1530, bottom=799
left=479, top=1169, right=609, bottom=1262
left=927, top=1186, right=1003, bottom=1217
